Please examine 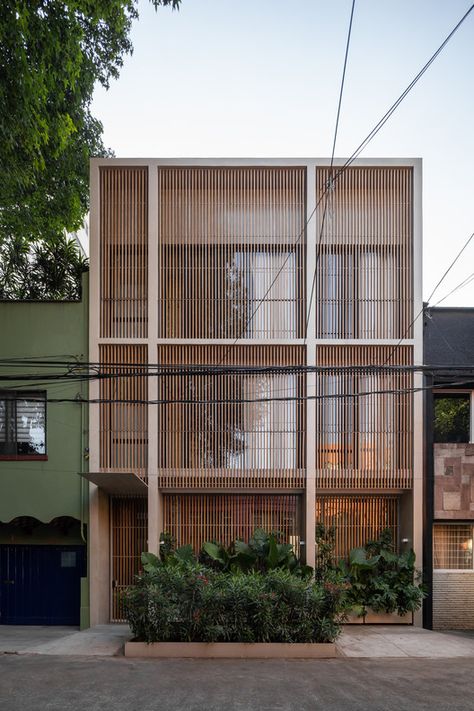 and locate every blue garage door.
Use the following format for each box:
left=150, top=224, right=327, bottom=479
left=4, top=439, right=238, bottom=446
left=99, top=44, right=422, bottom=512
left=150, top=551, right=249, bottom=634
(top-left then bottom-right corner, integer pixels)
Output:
left=0, top=545, right=86, bottom=625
